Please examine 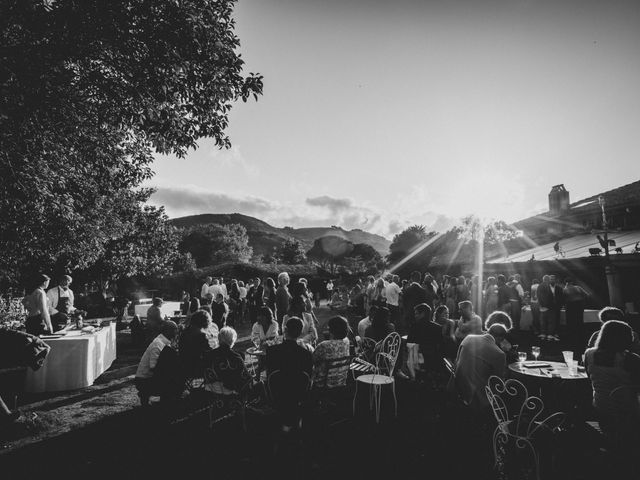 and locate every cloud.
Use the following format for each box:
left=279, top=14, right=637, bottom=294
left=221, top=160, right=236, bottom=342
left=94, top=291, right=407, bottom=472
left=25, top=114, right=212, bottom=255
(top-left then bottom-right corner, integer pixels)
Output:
left=305, top=195, right=353, bottom=213
left=149, top=187, right=462, bottom=240
left=149, top=186, right=276, bottom=217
